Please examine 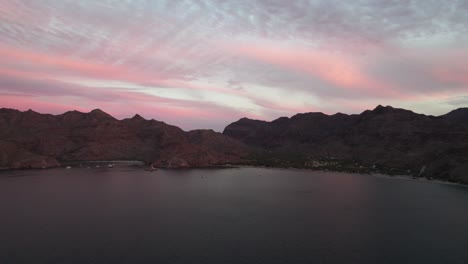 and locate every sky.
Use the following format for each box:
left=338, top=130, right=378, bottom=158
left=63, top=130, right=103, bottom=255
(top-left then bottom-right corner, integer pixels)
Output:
left=0, top=0, right=467, bottom=131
